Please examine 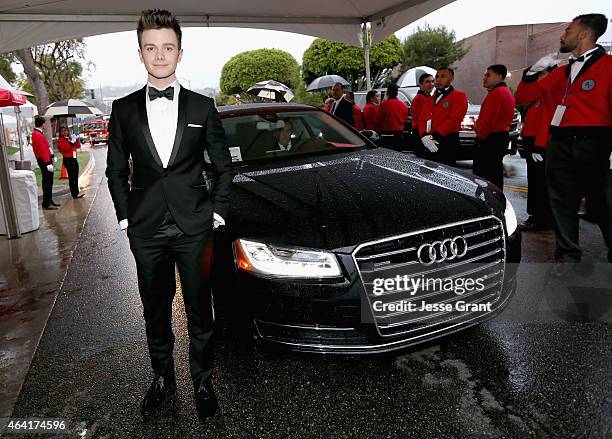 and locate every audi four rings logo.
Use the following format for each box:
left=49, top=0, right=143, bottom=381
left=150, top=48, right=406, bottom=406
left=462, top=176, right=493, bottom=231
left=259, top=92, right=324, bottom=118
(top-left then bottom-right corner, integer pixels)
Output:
left=417, top=237, right=468, bottom=265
